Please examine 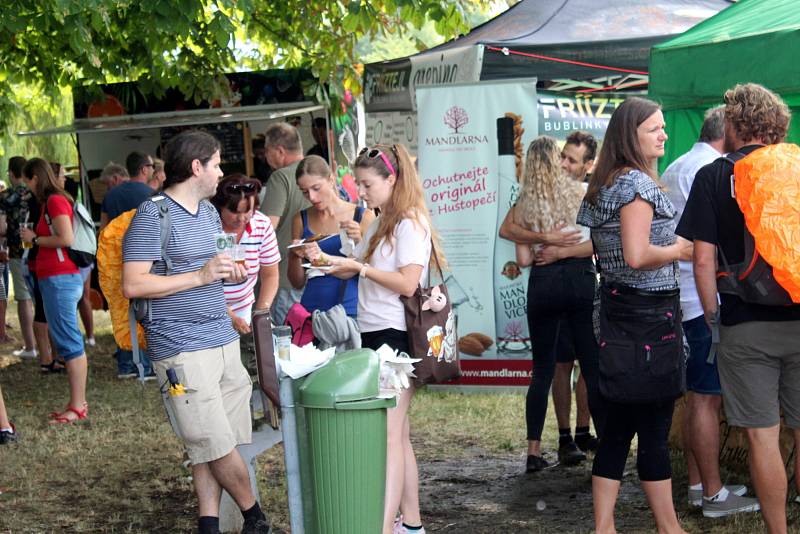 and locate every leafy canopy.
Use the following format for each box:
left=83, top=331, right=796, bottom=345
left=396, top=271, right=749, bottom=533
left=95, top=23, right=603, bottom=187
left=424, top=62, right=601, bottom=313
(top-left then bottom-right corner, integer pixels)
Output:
left=0, top=0, right=494, bottom=134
